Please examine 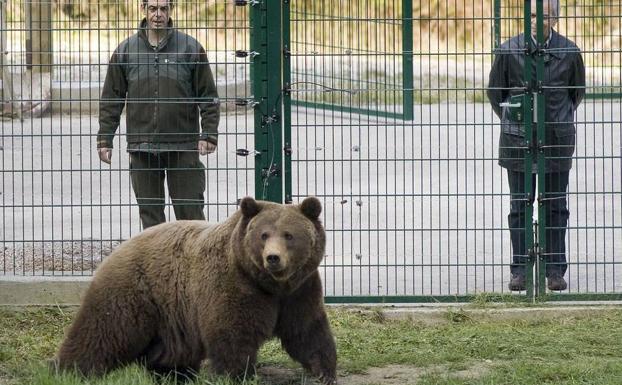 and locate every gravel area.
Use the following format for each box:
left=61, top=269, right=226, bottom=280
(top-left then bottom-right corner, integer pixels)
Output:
left=2, top=240, right=120, bottom=274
